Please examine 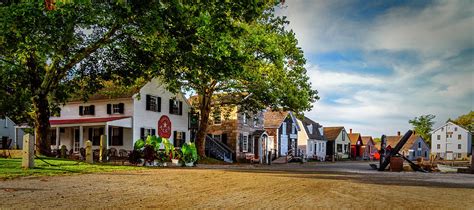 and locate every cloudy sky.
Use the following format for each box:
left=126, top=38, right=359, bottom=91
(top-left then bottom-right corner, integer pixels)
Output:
left=276, top=0, right=473, bottom=137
